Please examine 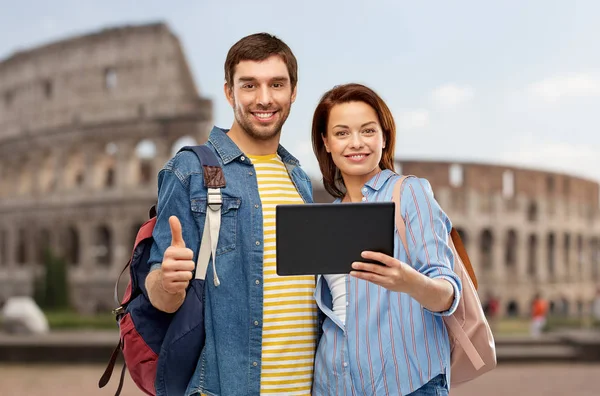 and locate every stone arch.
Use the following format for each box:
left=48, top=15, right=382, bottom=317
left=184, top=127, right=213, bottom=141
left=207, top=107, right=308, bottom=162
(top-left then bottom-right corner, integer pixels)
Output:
left=64, top=227, right=80, bottom=266
left=134, top=139, right=156, bottom=186
left=505, top=229, right=517, bottom=268
left=95, top=226, right=112, bottom=266
left=527, top=201, right=538, bottom=222
left=547, top=232, right=556, bottom=279
left=480, top=229, right=493, bottom=270
left=0, top=228, right=7, bottom=266
left=37, top=228, right=51, bottom=264
left=171, top=135, right=198, bottom=157
left=577, top=235, right=584, bottom=276
left=39, top=150, right=56, bottom=193
left=64, top=150, right=85, bottom=189
left=590, top=237, right=600, bottom=281
left=527, top=234, right=537, bottom=276
left=18, top=156, right=35, bottom=195
left=564, top=233, right=571, bottom=276
left=16, top=228, right=27, bottom=265
left=95, top=142, right=117, bottom=189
